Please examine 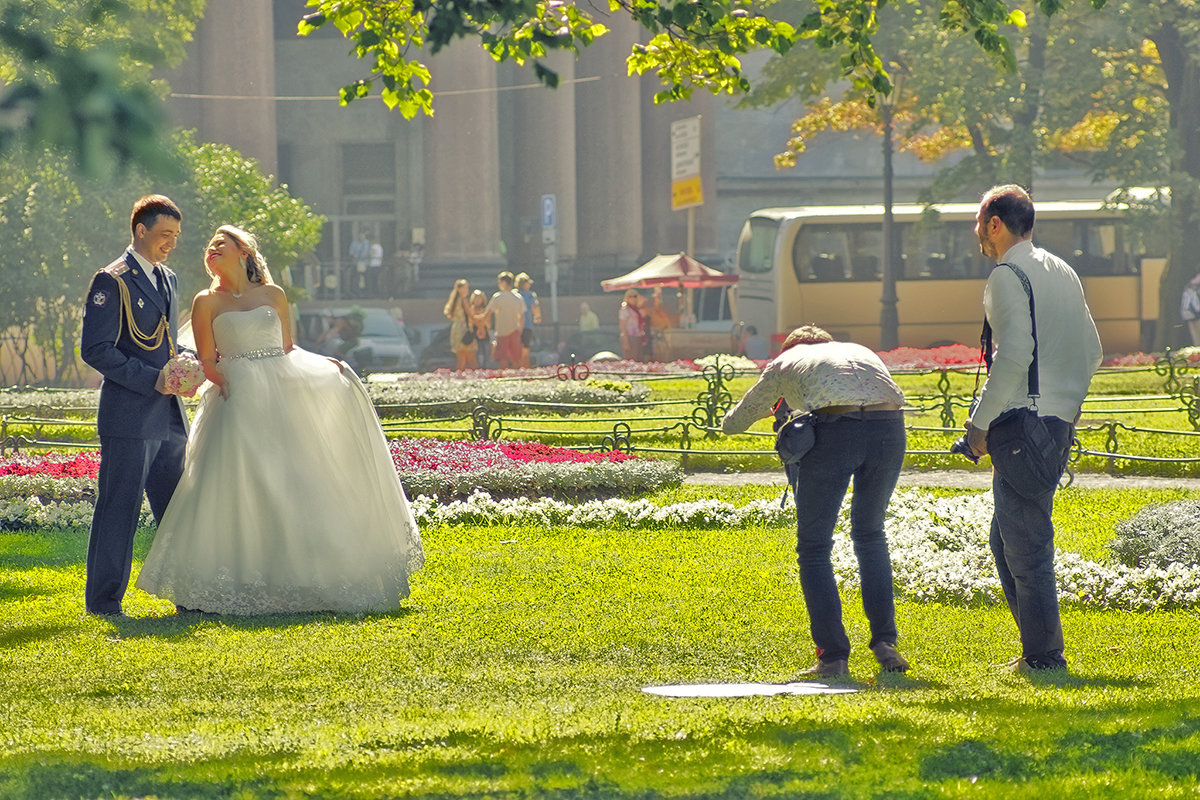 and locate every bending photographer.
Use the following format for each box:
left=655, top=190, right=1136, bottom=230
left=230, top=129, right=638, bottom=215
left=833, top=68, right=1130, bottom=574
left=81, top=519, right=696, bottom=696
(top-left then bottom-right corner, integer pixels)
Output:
left=964, top=184, right=1102, bottom=673
left=722, top=325, right=908, bottom=678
